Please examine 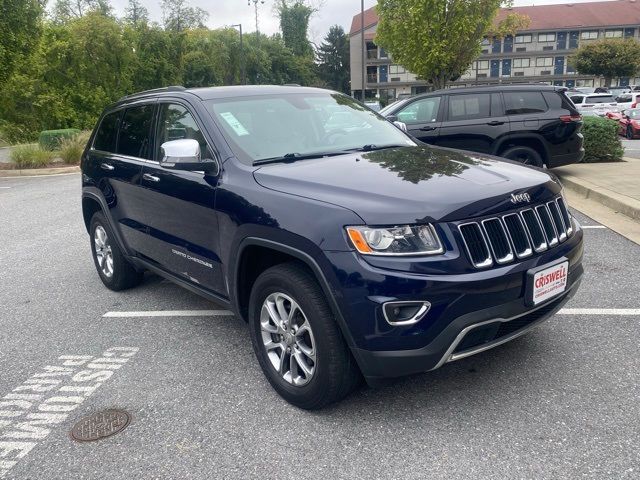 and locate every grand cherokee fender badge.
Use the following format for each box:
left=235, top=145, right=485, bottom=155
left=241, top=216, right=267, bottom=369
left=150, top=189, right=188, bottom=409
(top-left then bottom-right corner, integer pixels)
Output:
left=510, top=192, right=531, bottom=204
